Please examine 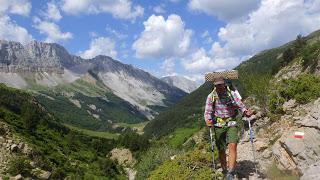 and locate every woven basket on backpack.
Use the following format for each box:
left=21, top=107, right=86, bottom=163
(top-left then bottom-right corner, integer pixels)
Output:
left=205, top=70, right=238, bottom=82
